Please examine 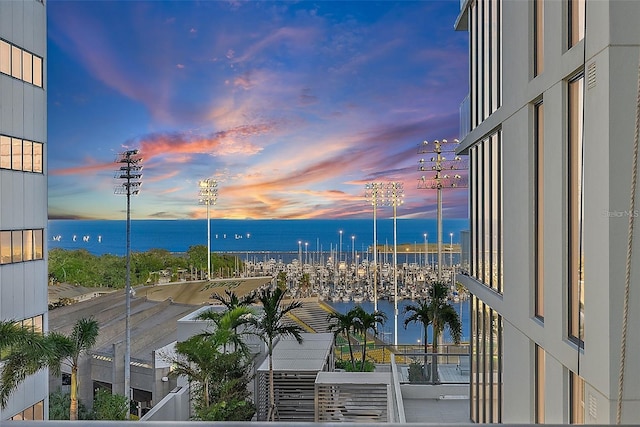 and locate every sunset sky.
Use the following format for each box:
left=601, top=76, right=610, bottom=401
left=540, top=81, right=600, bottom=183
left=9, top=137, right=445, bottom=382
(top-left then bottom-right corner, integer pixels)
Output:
left=47, top=0, right=469, bottom=221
